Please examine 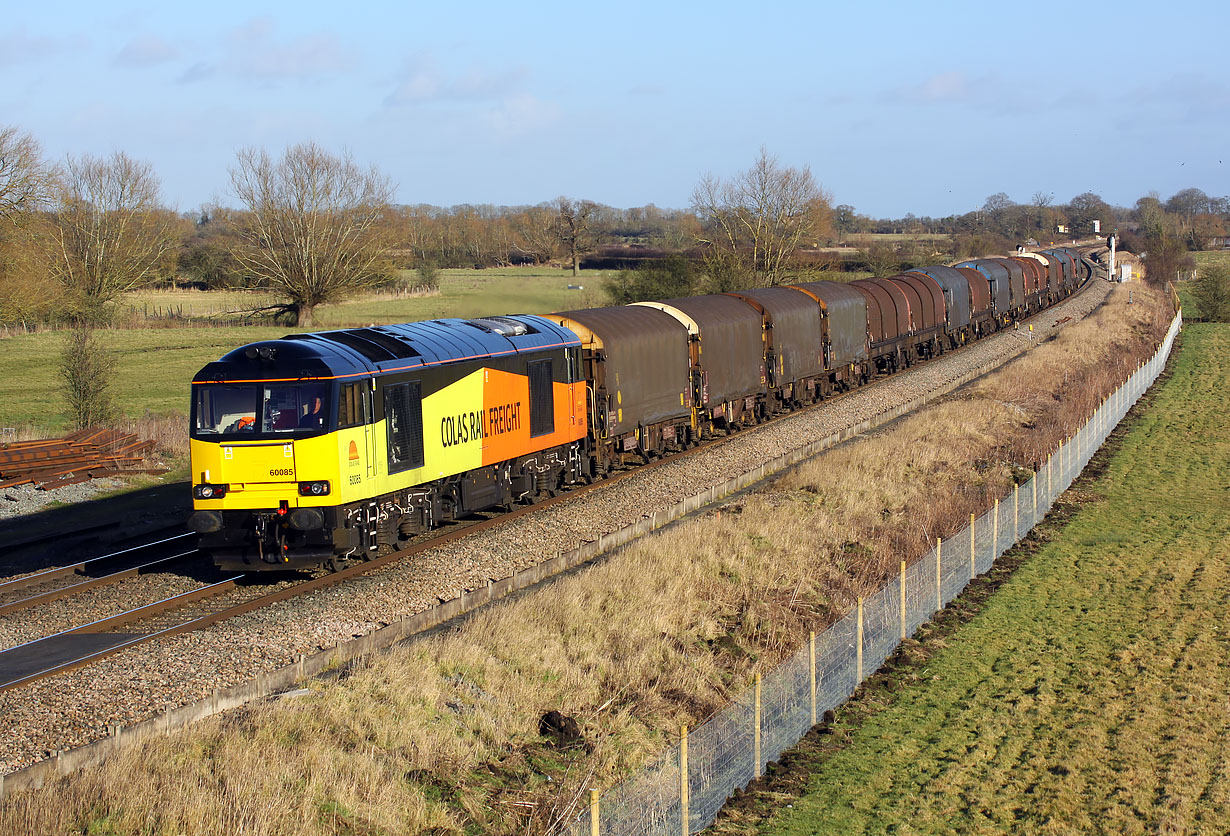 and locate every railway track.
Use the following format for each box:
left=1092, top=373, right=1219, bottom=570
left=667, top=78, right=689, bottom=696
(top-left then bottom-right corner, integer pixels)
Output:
left=0, top=275, right=1105, bottom=696
left=0, top=533, right=197, bottom=613
left=0, top=437, right=720, bottom=692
